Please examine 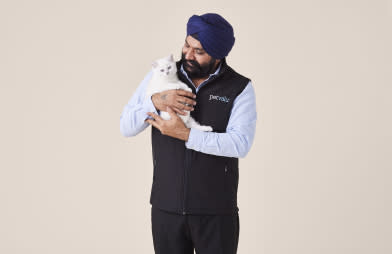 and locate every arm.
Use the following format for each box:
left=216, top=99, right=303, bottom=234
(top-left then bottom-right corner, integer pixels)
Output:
left=120, top=71, right=197, bottom=137
left=185, top=81, right=257, bottom=158
left=120, top=70, right=158, bottom=137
